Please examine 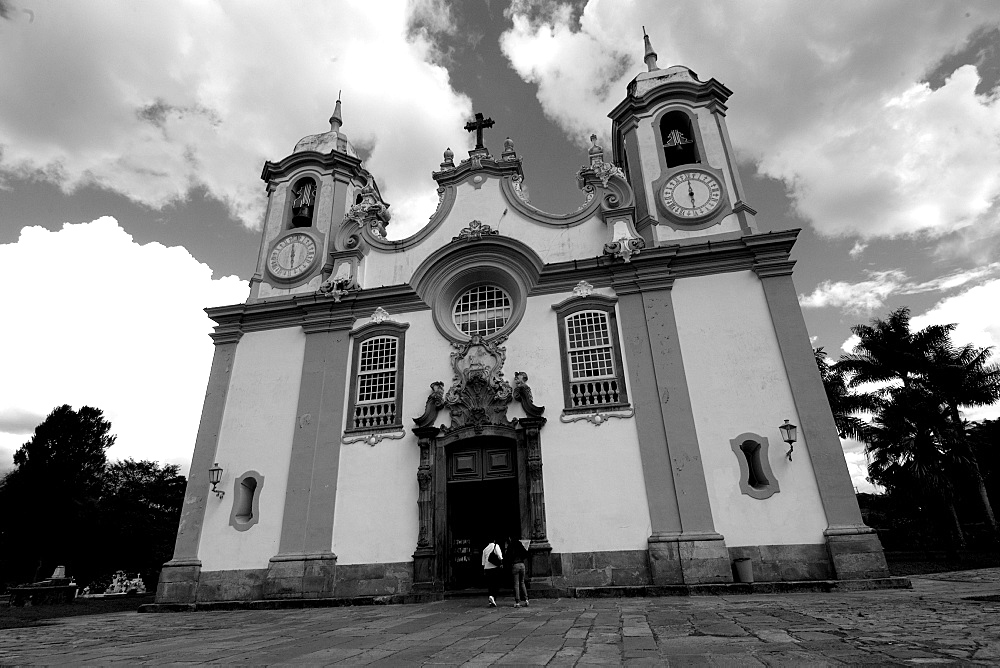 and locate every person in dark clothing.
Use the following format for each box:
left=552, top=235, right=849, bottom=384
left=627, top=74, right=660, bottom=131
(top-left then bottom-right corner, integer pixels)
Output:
left=508, top=537, right=530, bottom=607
